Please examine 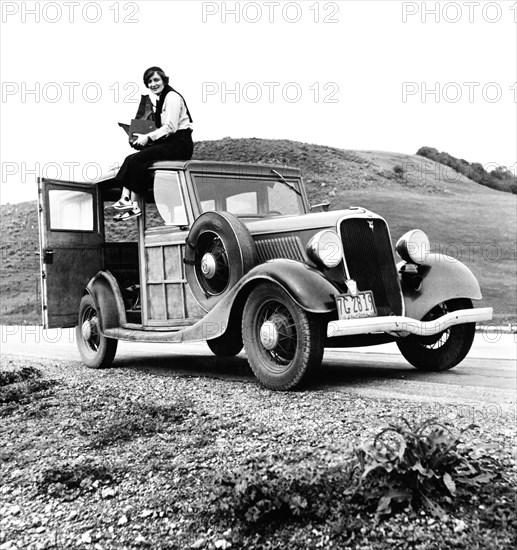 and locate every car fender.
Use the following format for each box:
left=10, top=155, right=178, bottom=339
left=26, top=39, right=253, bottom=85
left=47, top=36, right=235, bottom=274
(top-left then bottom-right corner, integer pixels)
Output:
left=181, top=259, right=339, bottom=342
left=86, top=271, right=126, bottom=330
left=401, top=253, right=482, bottom=320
